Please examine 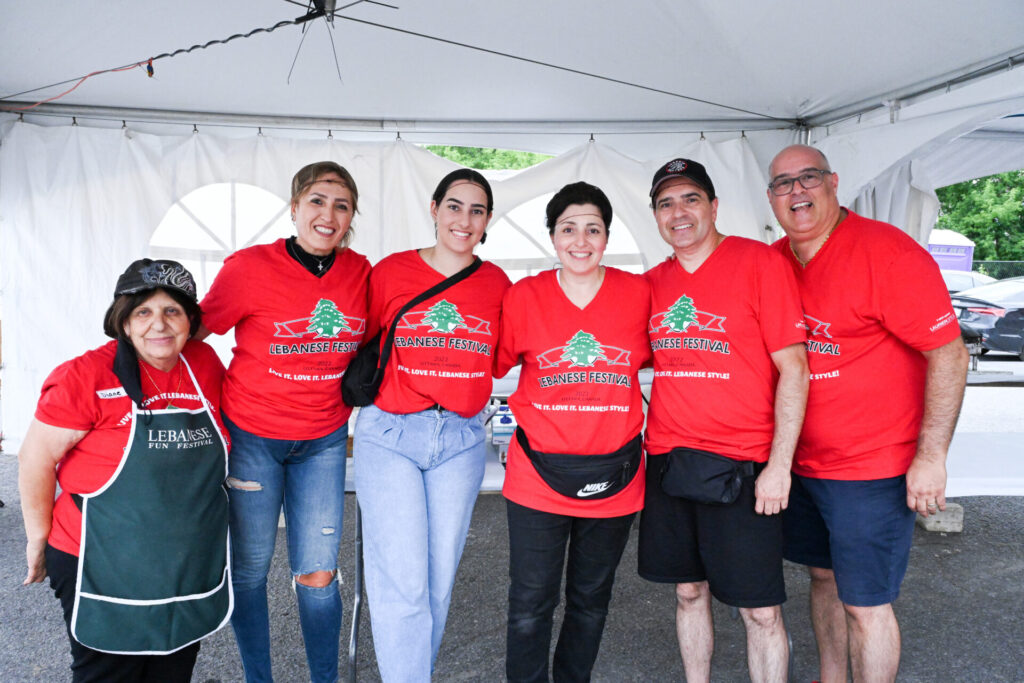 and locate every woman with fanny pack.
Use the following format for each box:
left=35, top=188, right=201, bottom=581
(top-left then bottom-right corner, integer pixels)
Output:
left=354, top=168, right=511, bottom=681
left=495, top=182, right=651, bottom=682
